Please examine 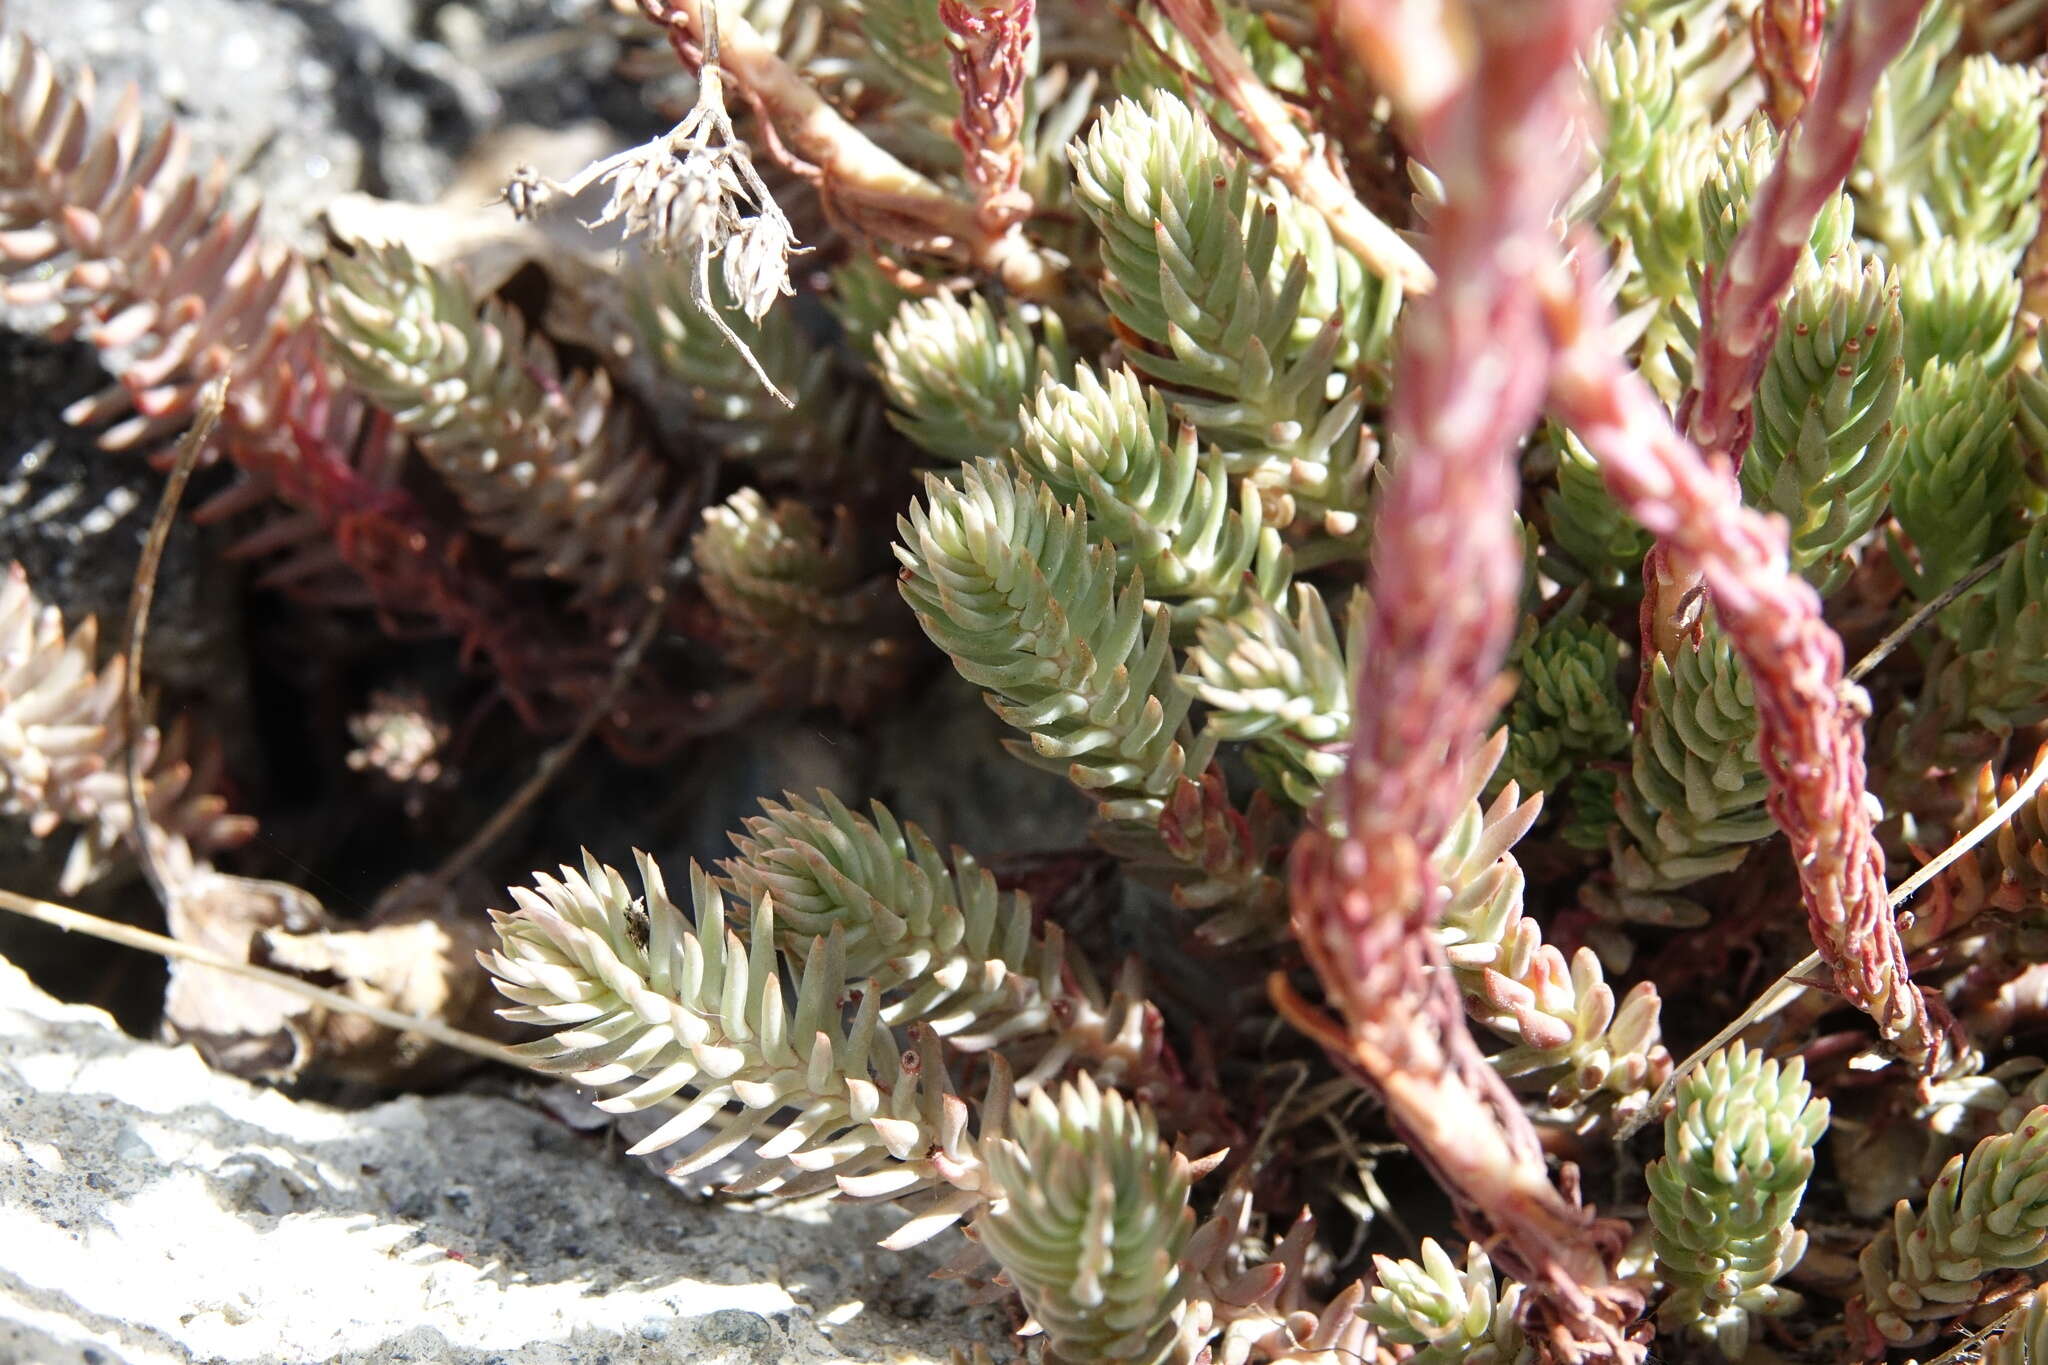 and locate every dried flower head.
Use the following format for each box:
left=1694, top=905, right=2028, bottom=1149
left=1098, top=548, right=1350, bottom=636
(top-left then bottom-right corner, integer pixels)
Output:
left=503, top=3, right=799, bottom=404
left=721, top=212, right=799, bottom=323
